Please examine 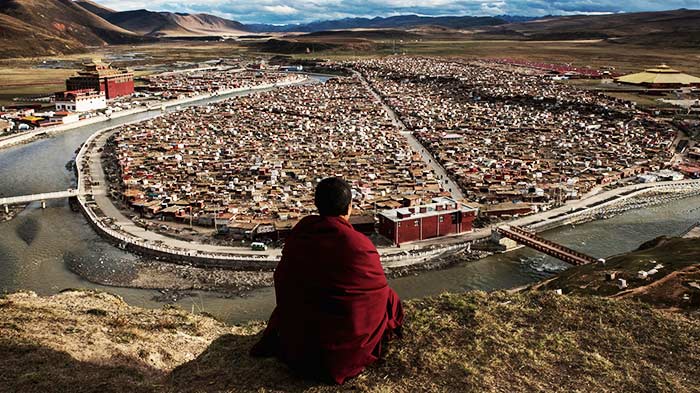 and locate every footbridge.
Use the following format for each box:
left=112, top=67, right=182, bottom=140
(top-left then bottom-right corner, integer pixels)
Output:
left=1, top=189, right=82, bottom=212
left=496, top=225, right=600, bottom=266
